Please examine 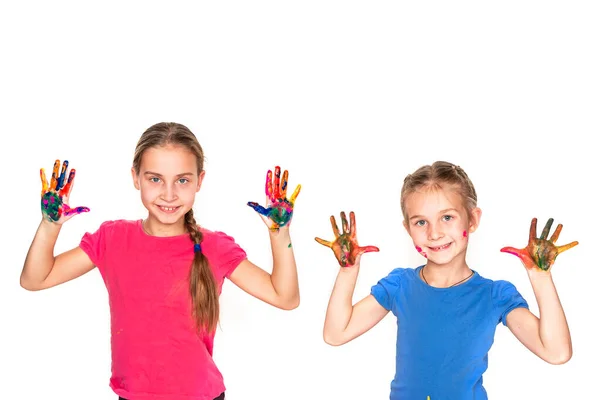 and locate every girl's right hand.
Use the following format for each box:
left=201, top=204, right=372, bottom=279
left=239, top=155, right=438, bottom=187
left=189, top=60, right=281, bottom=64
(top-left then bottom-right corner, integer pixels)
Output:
left=40, top=159, right=90, bottom=224
left=315, top=211, right=379, bottom=268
